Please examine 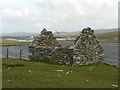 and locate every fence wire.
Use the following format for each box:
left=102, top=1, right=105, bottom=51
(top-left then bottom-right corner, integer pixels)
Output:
left=2, top=46, right=29, bottom=60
